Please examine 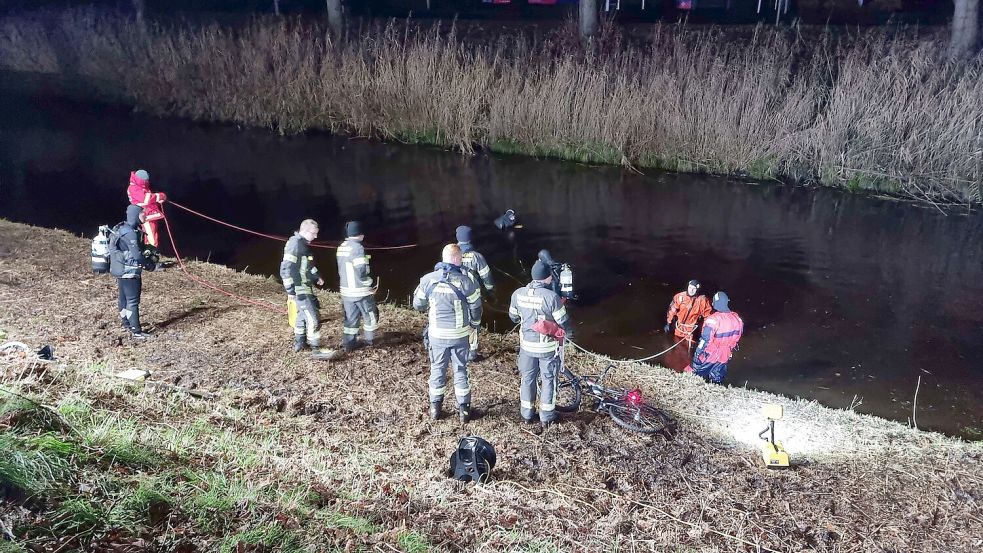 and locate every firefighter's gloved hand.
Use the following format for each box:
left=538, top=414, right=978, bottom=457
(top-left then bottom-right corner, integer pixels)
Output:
left=663, top=323, right=672, bottom=333
left=316, top=278, right=324, bottom=287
